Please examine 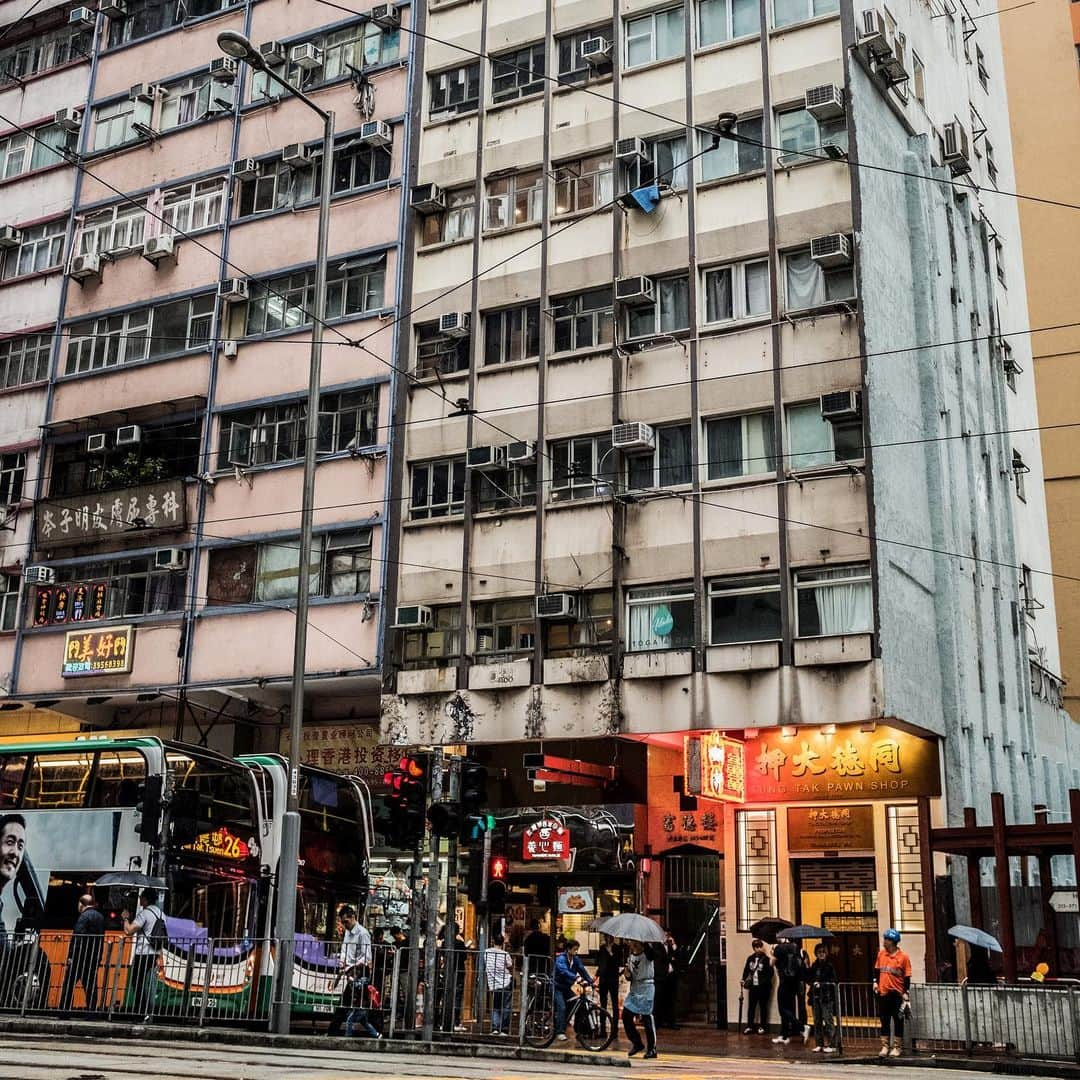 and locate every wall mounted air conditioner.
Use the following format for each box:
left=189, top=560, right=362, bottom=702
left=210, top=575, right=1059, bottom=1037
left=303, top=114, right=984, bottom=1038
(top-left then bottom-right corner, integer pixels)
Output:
left=611, top=422, right=655, bottom=453
left=24, top=566, right=55, bottom=585
left=116, top=424, right=142, bottom=446
left=411, top=183, right=446, bottom=213
left=942, top=120, right=972, bottom=177
left=506, top=440, right=535, bottom=465
left=466, top=445, right=506, bottom=472
left=393, top=604, right=434, bottom=630
left=614, top=275, right=655, bottom=305
left=142, top=234, right=175, bottom=263
left=369, top=3, right=400, bottom=29
left=209, top=56, right=238, bottom=83
left=260, top=40, right=286, bottom=63
left=282, top=143, right=312, bottom=168
left=804, top=84, right=844, bottom=121
left=820, top=390, right=861, bottom=421
left=54, top=107, right=83, bottom=133
left=810, top=233, right=852, bottom=268
left=290, top=42, right=323, bottom=70
left=155, top=548, right=188, bottom=570
left=439, top=312, right=470, bottom=337
left=0, top=225, right=21, bottom=249
left=218, top=277, right=249, bottom=302
left=68, top=7, right=95, bottom=28
left=615, top=136, right=649, bottom=163
left=129, top=82, right=158, bottom=103
left=580, top=37, right=612, bottom=65
left=100, top=0, right=127, bottom=16
left=70, top=252, right=102, bottom=281
left=536, top=593, right=577, bottom=620
left=858, top=9, right=893, bottom=60
left=232, top=158, right=260, bottom=181
left=86, top=432, right=108, bottom=453
left=359, top=119, right=392, bottom=147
